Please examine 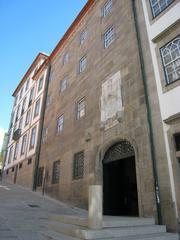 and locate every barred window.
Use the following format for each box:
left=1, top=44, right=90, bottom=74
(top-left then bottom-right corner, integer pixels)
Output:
left=52, top=160, right=60, bottom=184
left=60, top=78, right=67, bottom=92
left=63, top=52, right=69, bottom=65
left=104, top=26, right=114, bottom=48
left=103, top=0, right=112, bottom=17
left=150, top=0, right=174, bottom=17
left=80, top=29, right=88, bottom=45
left=79, top=56, right=87, bottom=73
left=37, top=167, right=44, bottom=187
left=73, top=151, right=84, bottom=179
left=160, top=37, right=180, bottom=84
left=77, top=97, right=85, bottom=120
left=57, top=115, right=64, bottom=133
